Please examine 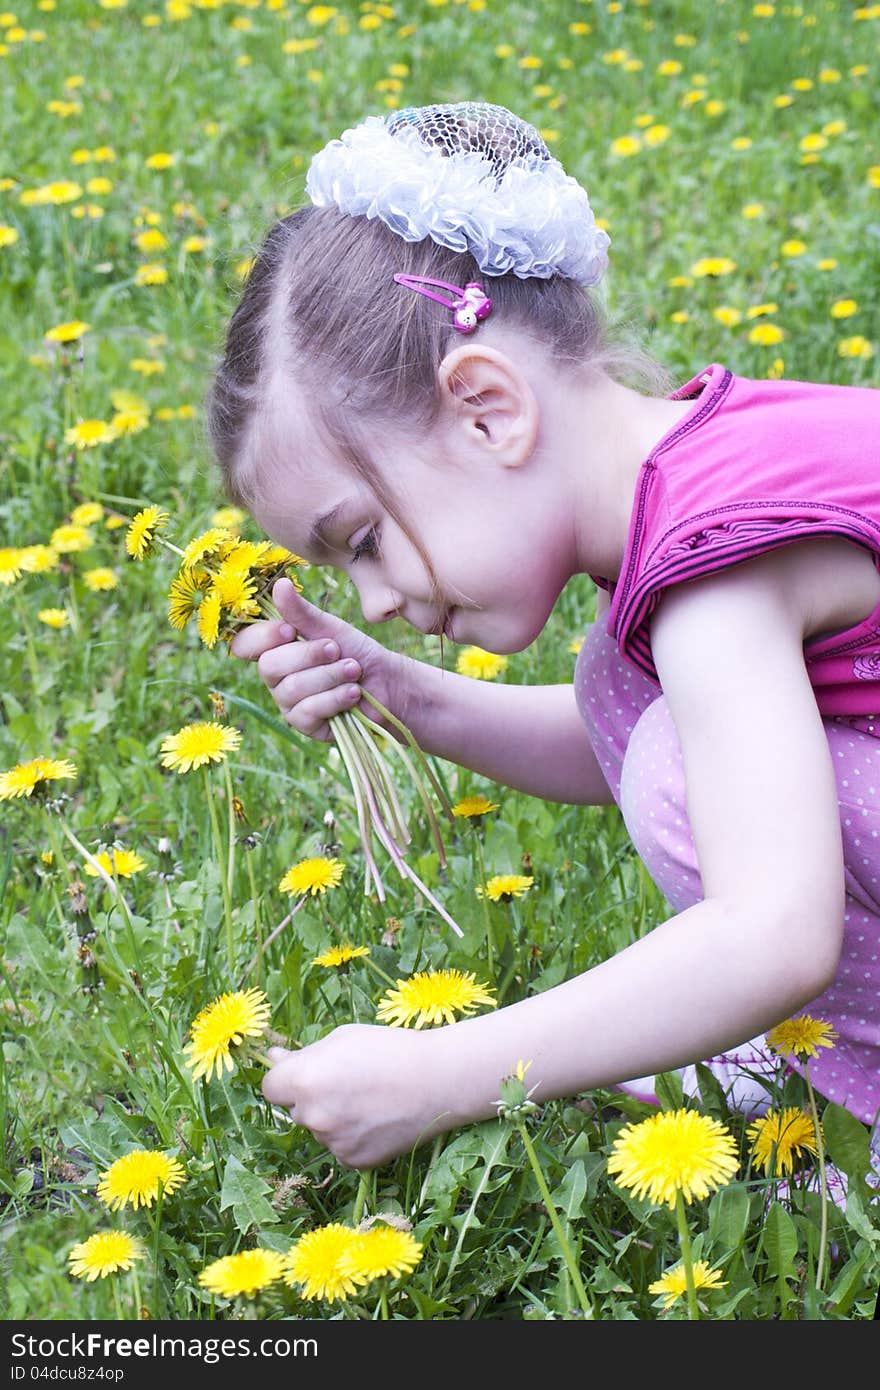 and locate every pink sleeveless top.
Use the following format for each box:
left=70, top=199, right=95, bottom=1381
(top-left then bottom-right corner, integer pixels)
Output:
left=595, top=363, right=880, bottom=736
